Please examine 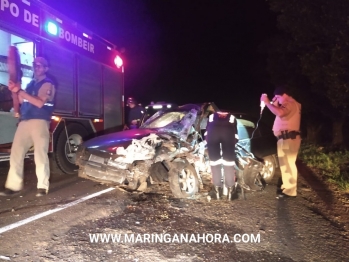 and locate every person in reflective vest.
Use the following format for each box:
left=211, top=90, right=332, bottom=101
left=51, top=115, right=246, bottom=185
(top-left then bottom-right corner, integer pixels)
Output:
left=0, top=57, right=56, bottom=198
left=206, top=111, right=238, bottom=200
